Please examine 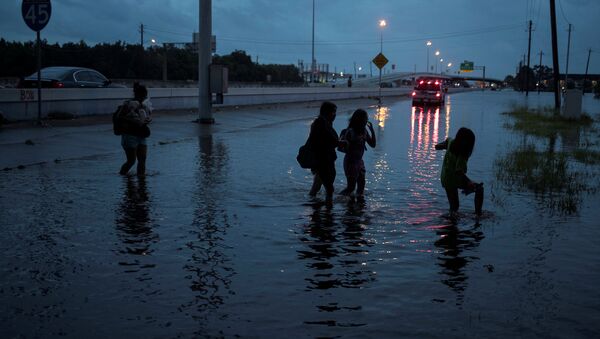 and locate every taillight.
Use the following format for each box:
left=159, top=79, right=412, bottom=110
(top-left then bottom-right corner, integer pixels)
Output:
left=412, top=91, right=416, bottom=96
left=52, top=81, right=64, bottom=88
left=436, top=92, right=440, bottom=97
